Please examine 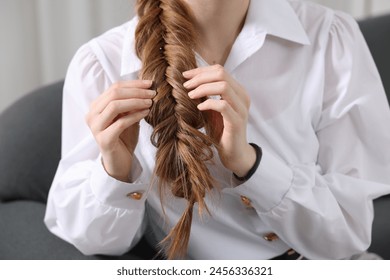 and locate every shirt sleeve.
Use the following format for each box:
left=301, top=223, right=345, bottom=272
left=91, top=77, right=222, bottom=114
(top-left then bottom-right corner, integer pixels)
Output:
left=232, top=12, right=390, bottom=259
left=44, top=42, right=149, bottom=256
